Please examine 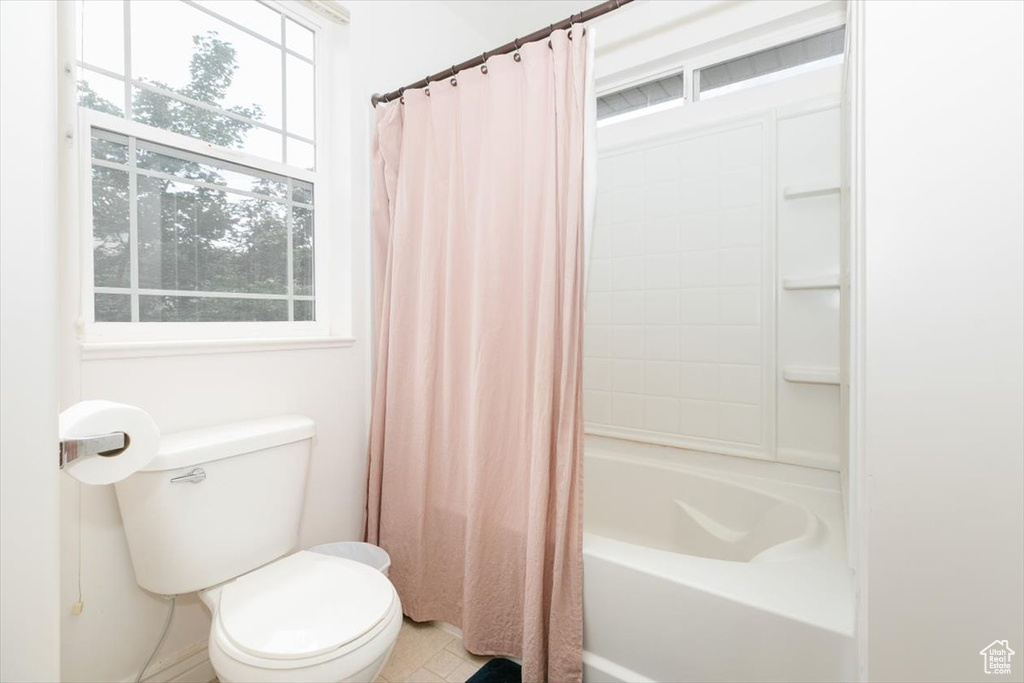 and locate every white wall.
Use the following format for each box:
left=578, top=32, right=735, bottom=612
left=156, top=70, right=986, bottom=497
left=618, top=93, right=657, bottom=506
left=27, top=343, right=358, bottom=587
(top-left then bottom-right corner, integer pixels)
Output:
left=441, top=0, right=603, bottom=47
left=354, top=0, right=490, bottom=103
left=56, top=3, right=490, bottom=682
left=0, top=2, right=63, bottom=680
left=859, top=1, right=1024, bottom=681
